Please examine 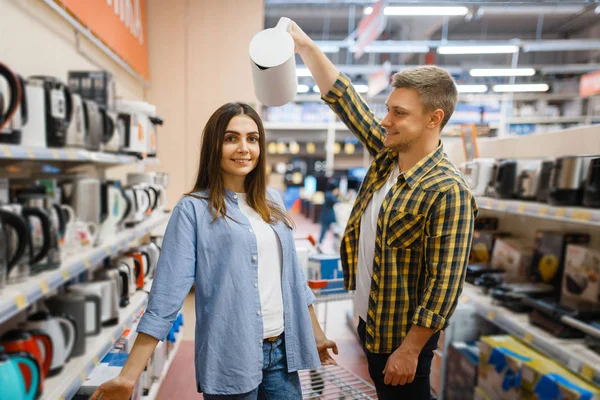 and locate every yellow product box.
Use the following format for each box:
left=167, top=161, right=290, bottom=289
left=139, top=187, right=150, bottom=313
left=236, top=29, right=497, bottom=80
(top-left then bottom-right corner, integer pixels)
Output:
left=521, top=359, right=600, bottom=400
left=479, top=336, right=545, bottom=400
